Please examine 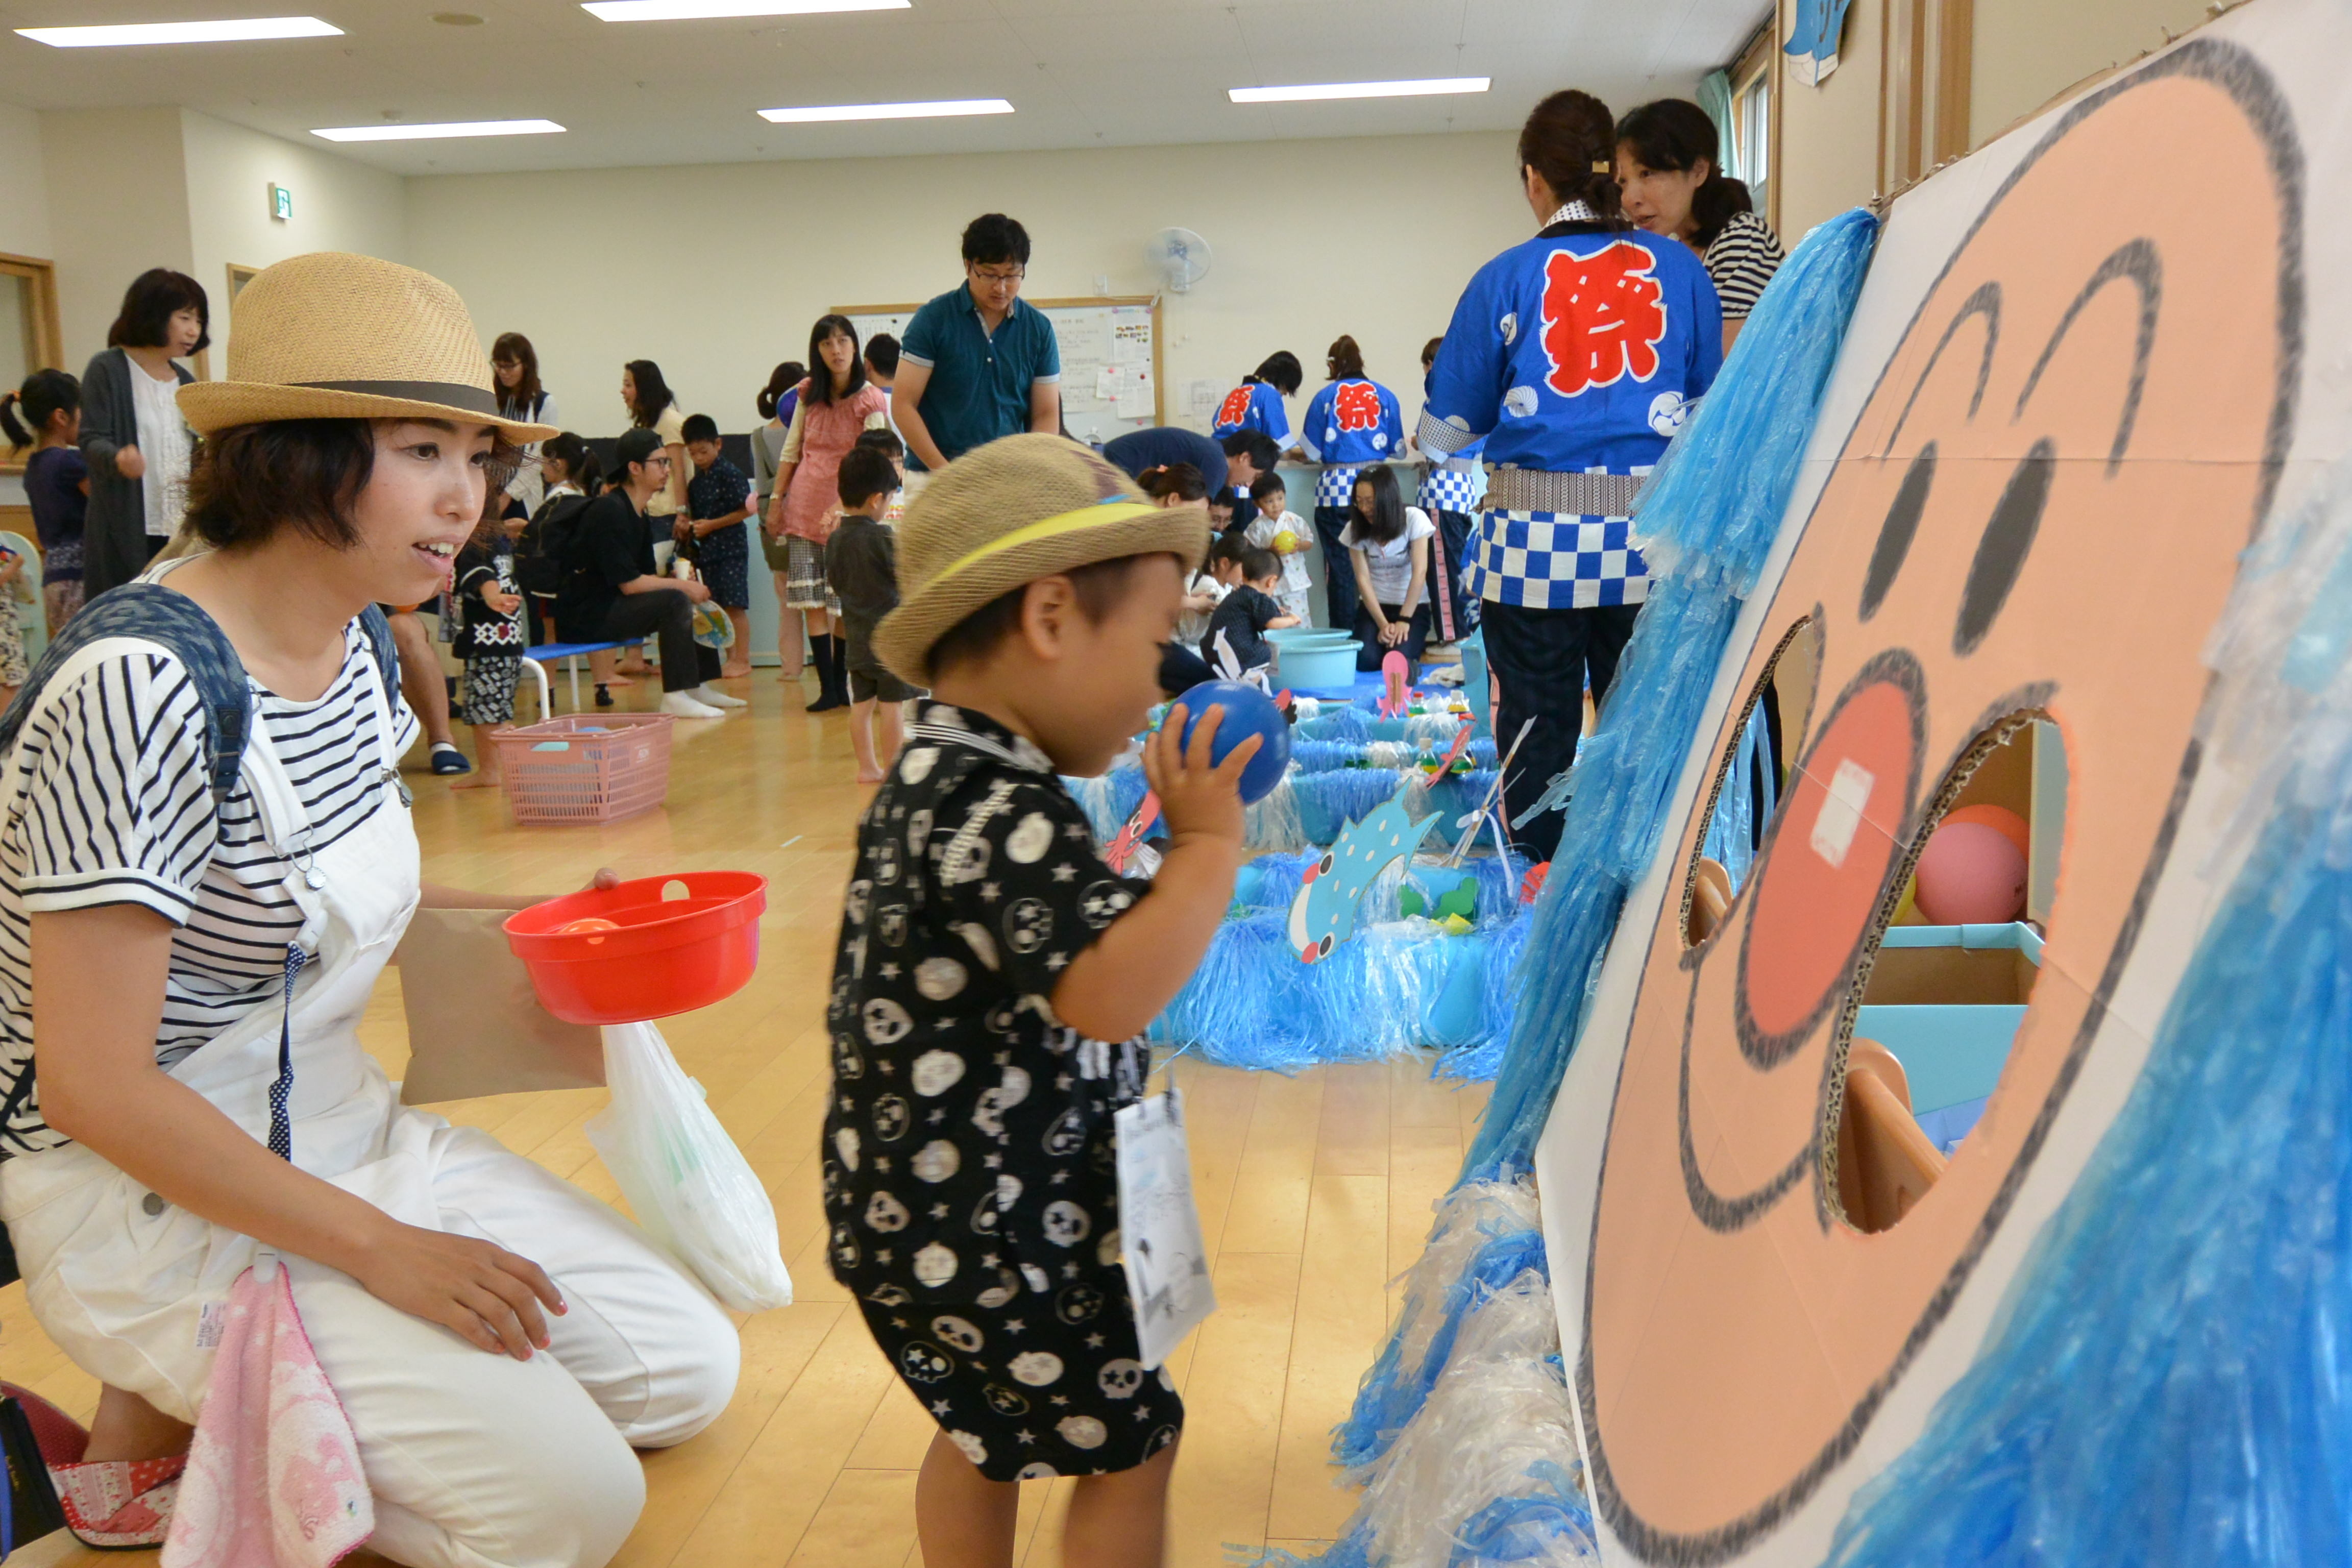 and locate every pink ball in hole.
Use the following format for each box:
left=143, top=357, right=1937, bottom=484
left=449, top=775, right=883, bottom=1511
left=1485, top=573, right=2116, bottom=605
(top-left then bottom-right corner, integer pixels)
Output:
left=1913, top=819, right=2028, bottom=925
